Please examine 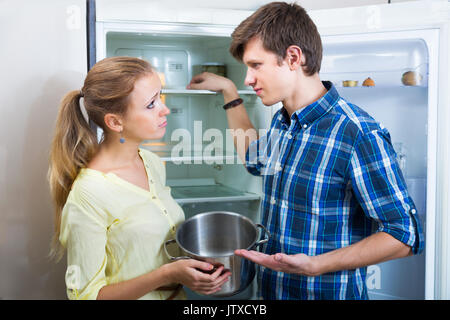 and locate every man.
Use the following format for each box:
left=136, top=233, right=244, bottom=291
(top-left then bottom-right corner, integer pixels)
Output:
left=187, top=2, right=424, bottom=299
